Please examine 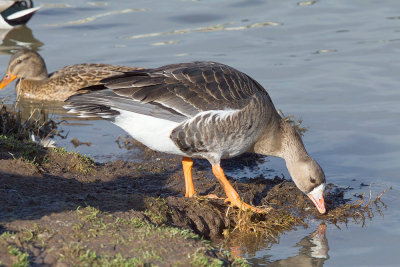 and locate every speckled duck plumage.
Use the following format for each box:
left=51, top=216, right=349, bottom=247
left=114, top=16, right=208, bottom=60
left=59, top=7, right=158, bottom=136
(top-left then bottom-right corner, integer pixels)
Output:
left=0, top=48, right=140, bottom=101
